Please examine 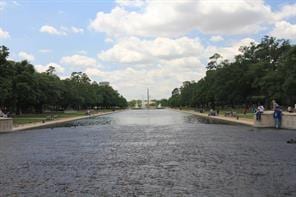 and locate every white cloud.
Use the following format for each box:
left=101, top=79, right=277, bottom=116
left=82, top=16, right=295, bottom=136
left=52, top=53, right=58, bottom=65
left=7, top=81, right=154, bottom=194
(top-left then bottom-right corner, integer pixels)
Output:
left=39, top=49, right=52, bottom=53
left=70, top=26, right=84, bottom=33
left=85, top=60, right=205, bottom=100
left=274, top=3, right=296, bottom=20
left=18, top=51, right=35, bottom=61
left=77, top=50, right=87, bottom=55
left=0, top=27, right=10, bottom=39
left=105, top=38, right=114, bottom=43
left=95, top=36, right=258, bottom=99
left=40, top=25, right=84, bottom=36
left=90, top=0, right=273, bottom=37
left=116, top=0, right=146, bottom=7
left=210, top=35, right=224, bottom=42
left=94, top=36, right=210, bottom=99
left=0, top=1, right=6, bottom=10
left=40, top=25, right=66, bottom=35
left=12, top=1, right=20, bottom=6
left=99, top=36, right=204, bottom=64
left=35, top=63, right=64, bottom=73
left=7, top=57, right=15, bottom=61
left=205, top=38, right=256, bottom=61
left=270, top=21, right=296, bottom=40
left=60, top=54, right=97, bottom=67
